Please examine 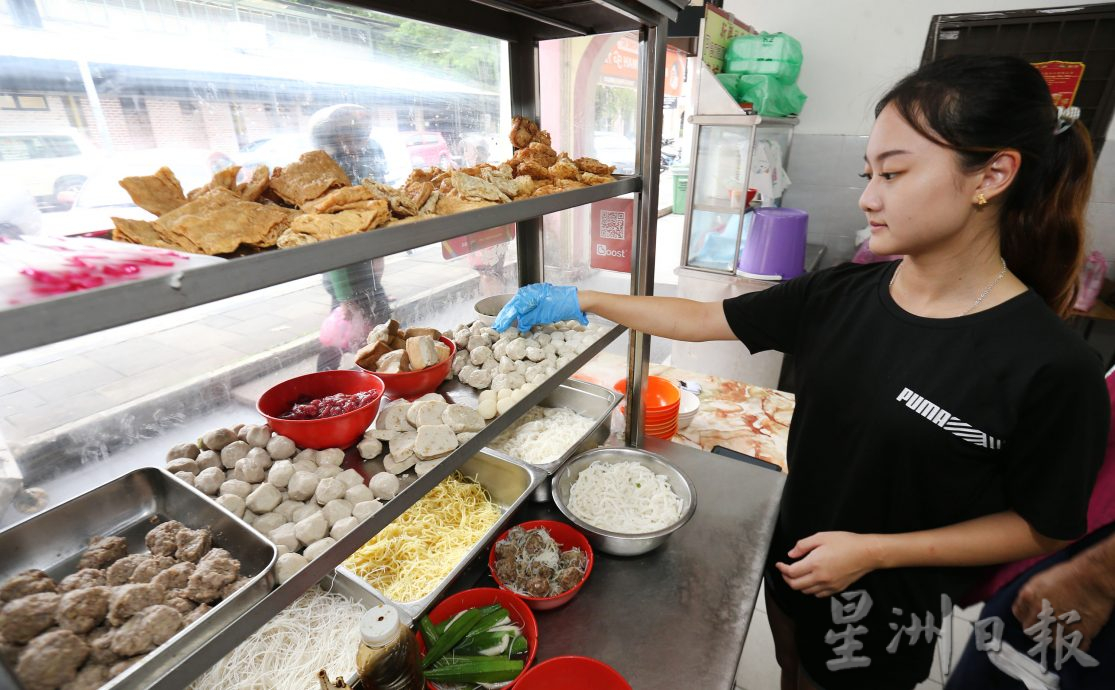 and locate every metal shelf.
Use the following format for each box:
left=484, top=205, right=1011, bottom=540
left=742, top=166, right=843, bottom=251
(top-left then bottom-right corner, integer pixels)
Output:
left=145, top=322, right=628, bottom=689
left=0, top=177, right=639, bottom=358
